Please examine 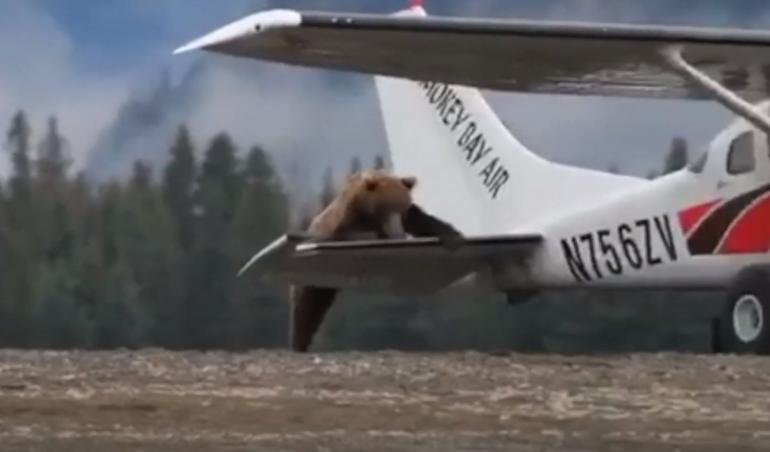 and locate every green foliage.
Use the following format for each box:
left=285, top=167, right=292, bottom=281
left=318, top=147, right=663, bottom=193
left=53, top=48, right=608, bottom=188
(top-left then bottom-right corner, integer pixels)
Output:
left=0, top=113, right=292, bottom=350
left=36, top=116, right=71, bottom=189
left=373, top=154, right=386, bottom=170
left=6, top=110, right=32, bottom=201
left=163, top=125, right=197, bottom=250
left=349, top=156, right=362, bottom=176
